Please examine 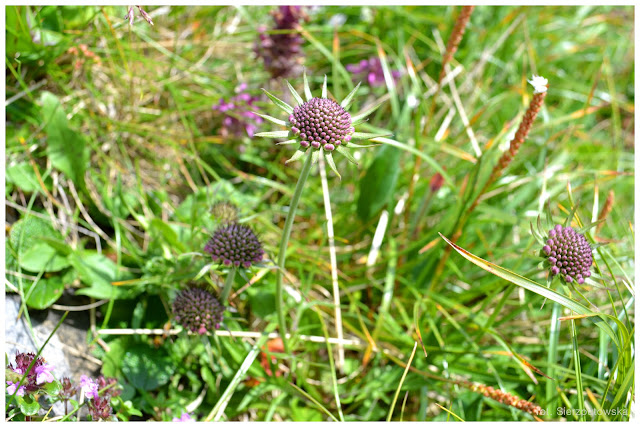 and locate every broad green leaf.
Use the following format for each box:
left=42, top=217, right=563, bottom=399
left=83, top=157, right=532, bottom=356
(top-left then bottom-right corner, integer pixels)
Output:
left=70, top=251, right=130, bottom=299
left=24, top=275, right=65, bottom=309
left=122, top=345, right=175, bottom=391
left=19, top=242, right=70, bottom=273
left=16, top=395, right=40, bottom=416
left=357, top=144, right=401, bottom=222
left=6, top=162, right=49, bottom=193
left=40, top=91, right=89, bottom=185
